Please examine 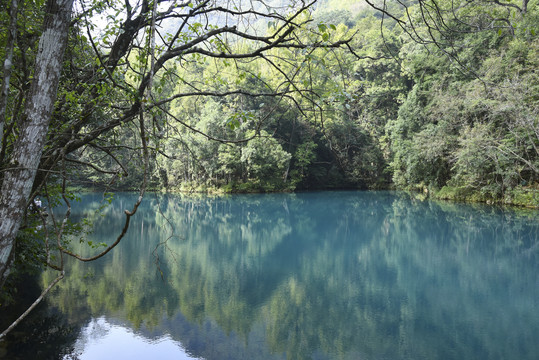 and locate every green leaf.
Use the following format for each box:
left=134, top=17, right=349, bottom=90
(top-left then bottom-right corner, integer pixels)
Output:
left=226, top=118, right=241, bottom=130
left=318, top=23, right=327, bottom=33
